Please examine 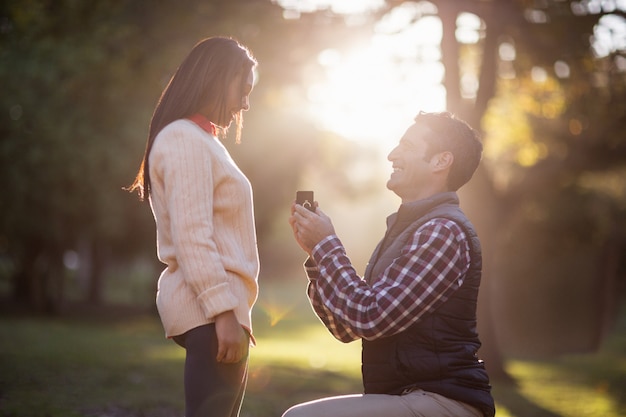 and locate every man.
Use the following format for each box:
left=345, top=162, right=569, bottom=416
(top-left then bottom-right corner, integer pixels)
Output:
left=286, top=112, right=495, bottom=417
